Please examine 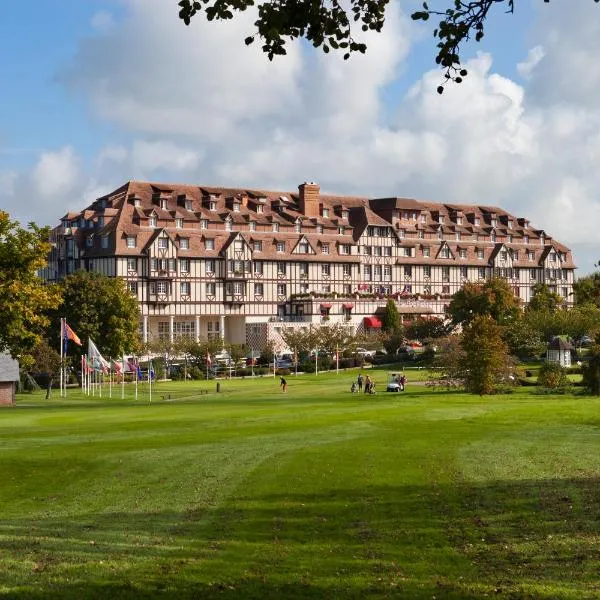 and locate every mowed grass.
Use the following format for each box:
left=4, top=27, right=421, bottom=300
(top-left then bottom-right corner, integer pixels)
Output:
left=1, top=370, right=600, bottom=599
